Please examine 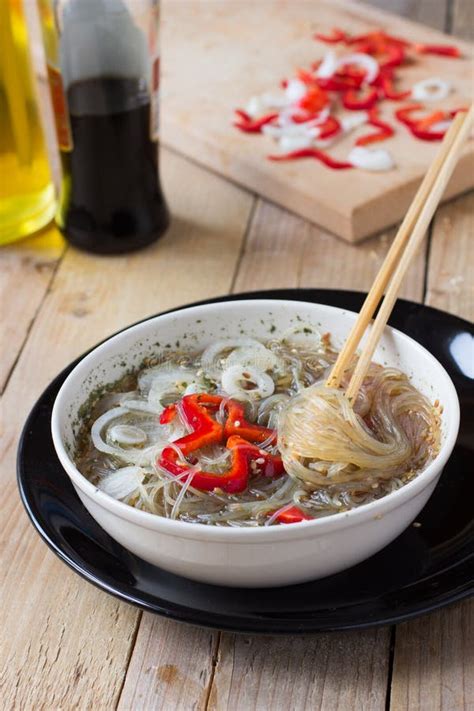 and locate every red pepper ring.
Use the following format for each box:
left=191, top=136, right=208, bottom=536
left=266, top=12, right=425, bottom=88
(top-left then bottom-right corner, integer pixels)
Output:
left=160, top=393, right=223, bottom=455
left=234, top=111, right=279, bottom=133
left=414, top=43, right=461, bottom=58
left=342, top=87, right=378, bottom=111
left=224, top=399, right=275, bottom=443
left=161, top=394, right=276, bottom=447
left=159, top=436, right=284, bottom=494
left=356, top=110, right=395, bottom=146
left=314, top=28, right=348, bottom=44
left=268, top=148, right=353, bottom=170
left=272, top=506, right=313, bottom=524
